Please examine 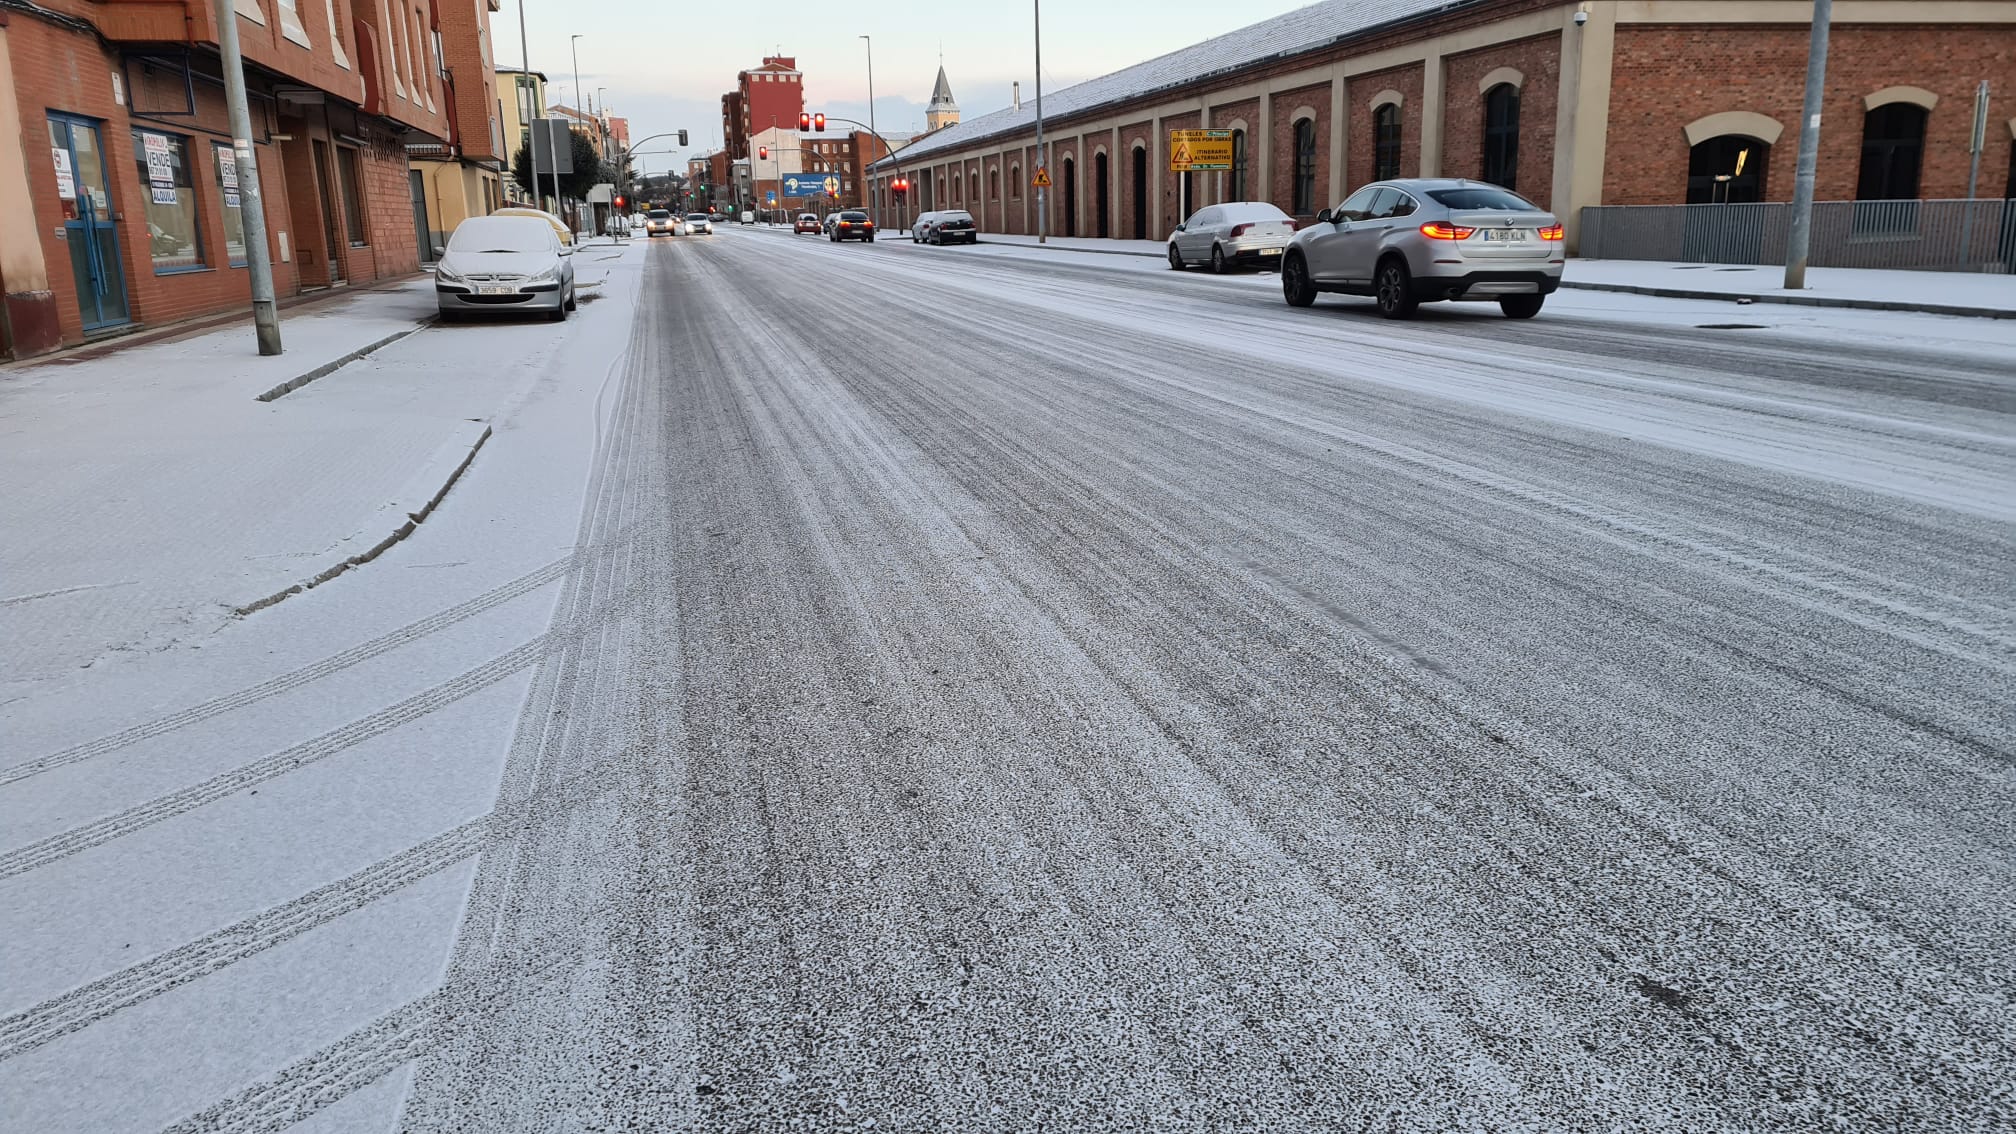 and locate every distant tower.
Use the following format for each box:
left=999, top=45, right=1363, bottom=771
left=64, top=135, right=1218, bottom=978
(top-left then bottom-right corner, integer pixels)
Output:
left=926, top=65, right=959, bottom=131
